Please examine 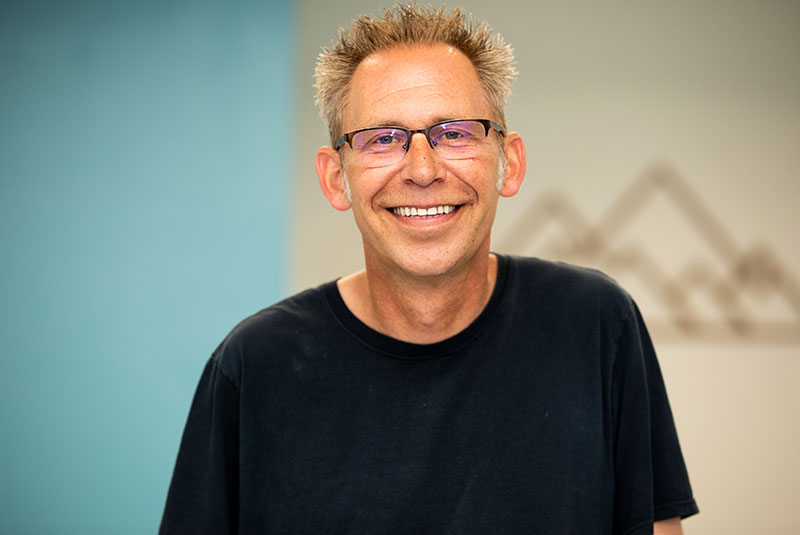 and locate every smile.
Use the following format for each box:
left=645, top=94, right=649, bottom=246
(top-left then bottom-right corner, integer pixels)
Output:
left=391, top=205, right=458, bottom=218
